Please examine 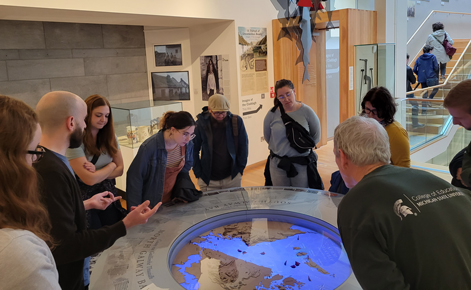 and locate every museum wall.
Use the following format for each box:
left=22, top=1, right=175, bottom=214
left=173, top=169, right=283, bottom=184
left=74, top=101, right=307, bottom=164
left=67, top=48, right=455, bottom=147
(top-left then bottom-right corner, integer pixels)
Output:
left=0, top=20, right=149, bottom=107
left=0, top=0, right=278, bottom=23
left=0, top=0, right=280, bottom=166
left=144, top=27, right=195, bottom=114
left=406, top=0, right=471, bottom=40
